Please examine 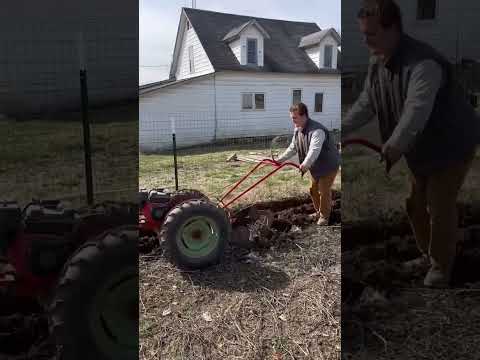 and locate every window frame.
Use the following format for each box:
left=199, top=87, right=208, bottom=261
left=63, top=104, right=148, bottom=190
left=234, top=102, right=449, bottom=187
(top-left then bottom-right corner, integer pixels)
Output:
left=417, top=0, right=437, bottom=20
left=292, top=88, right=302, bottom=105
left=314, top=93, right=324, bottom=113
left=188, top=45, right=195, bottom=74
left=246, top=38, right=258, bottom=65
left=324, top=45, right=333, bottom=68
left=241, top=92, right=266, bottom=111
